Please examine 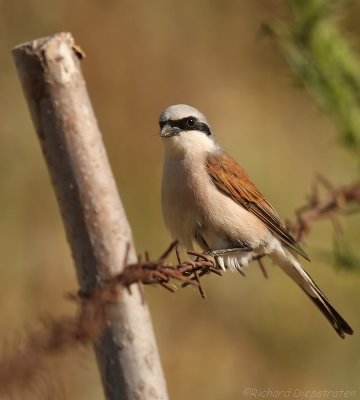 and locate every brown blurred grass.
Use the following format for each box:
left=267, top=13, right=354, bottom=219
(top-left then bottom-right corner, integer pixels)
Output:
left=0, top=0, right=359, bottom=399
